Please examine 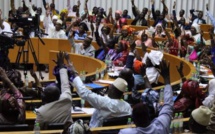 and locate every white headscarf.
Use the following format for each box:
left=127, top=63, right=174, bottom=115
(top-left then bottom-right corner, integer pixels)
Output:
left=147, top=50, right=164, bottom=66
left=191, top=23, right=200, bottom=33
left=203, top=79, right=215, bottom=109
